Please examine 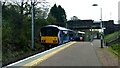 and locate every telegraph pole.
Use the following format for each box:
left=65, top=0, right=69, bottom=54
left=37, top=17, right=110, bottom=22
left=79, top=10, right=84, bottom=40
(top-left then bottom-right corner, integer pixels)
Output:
left=31, top=0, right=48, bottom=49
left=31, top=1, right=35, bottom=49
